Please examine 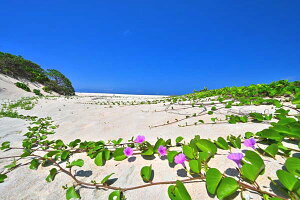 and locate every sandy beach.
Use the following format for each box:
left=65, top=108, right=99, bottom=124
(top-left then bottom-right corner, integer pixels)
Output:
left=0, top=74, right=296, bottom=200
